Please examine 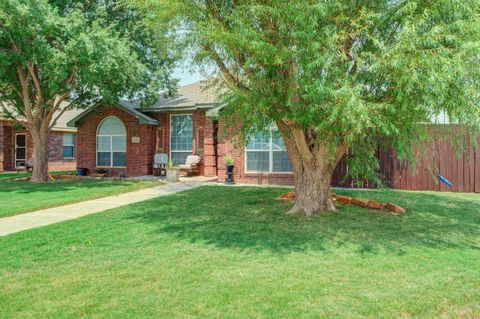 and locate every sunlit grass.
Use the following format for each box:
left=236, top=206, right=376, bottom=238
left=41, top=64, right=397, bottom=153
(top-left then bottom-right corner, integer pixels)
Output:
left=0, top=186, right=479, bottom=318
left=0, top=171, right=158, bottom=217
